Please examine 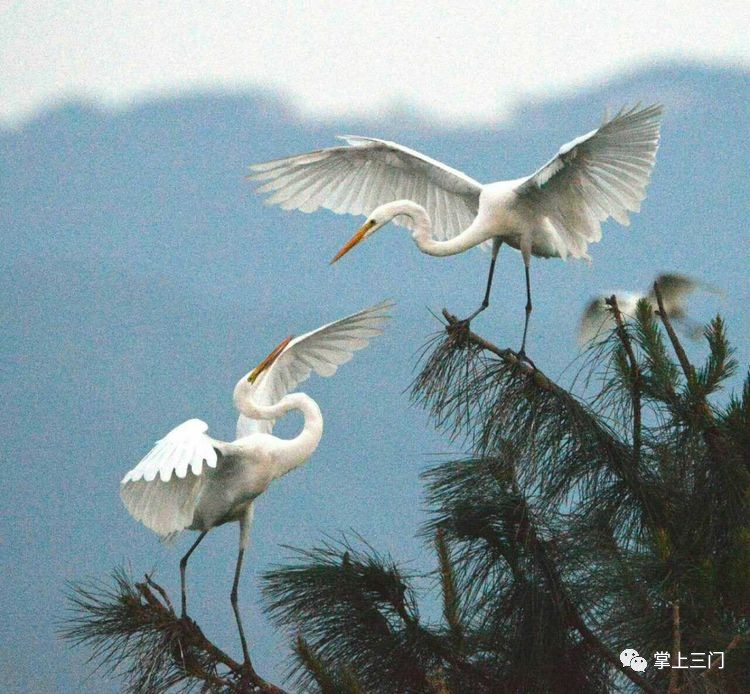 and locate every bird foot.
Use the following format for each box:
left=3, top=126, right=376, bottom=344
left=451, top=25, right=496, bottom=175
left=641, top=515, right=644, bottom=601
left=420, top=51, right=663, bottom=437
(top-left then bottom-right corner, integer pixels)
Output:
left=448, top=317, right=471, bottom=331
left=237, top=660, right=264, bottom=690
left=516, top=349, right=536, bottom=371
left=446, top=318, right=472, bottom=343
